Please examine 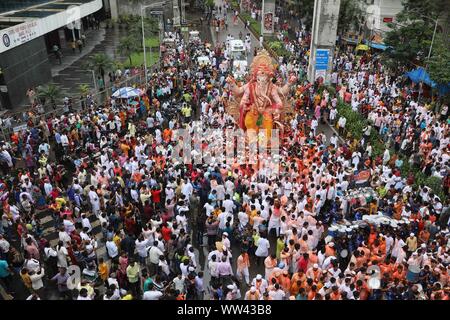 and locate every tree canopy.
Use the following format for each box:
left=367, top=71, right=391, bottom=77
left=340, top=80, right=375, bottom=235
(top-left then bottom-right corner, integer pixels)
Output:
left=383, top=0, right=441, bottom=69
